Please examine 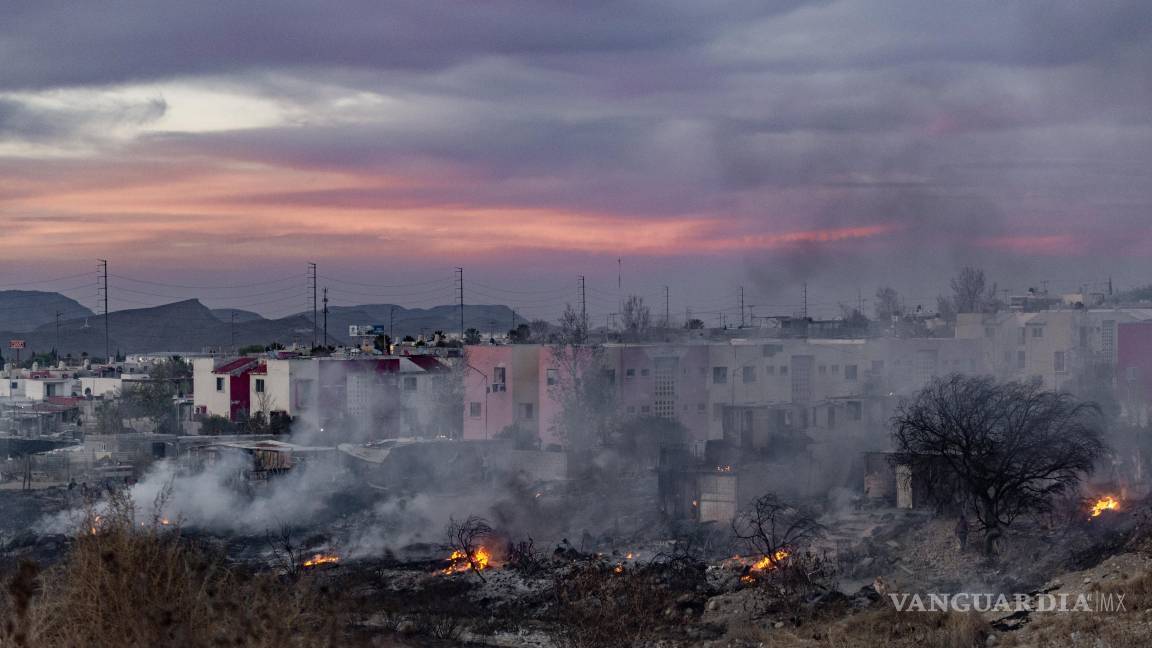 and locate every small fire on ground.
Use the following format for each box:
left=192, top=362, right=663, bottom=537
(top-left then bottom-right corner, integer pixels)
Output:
left=730, top=549, right=791, bottom=584
left=303, top=553, right=340, bottom=568
left=1090, top=495, right=1120, bottom=518
left=443, top=547, right=492, bottom=575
